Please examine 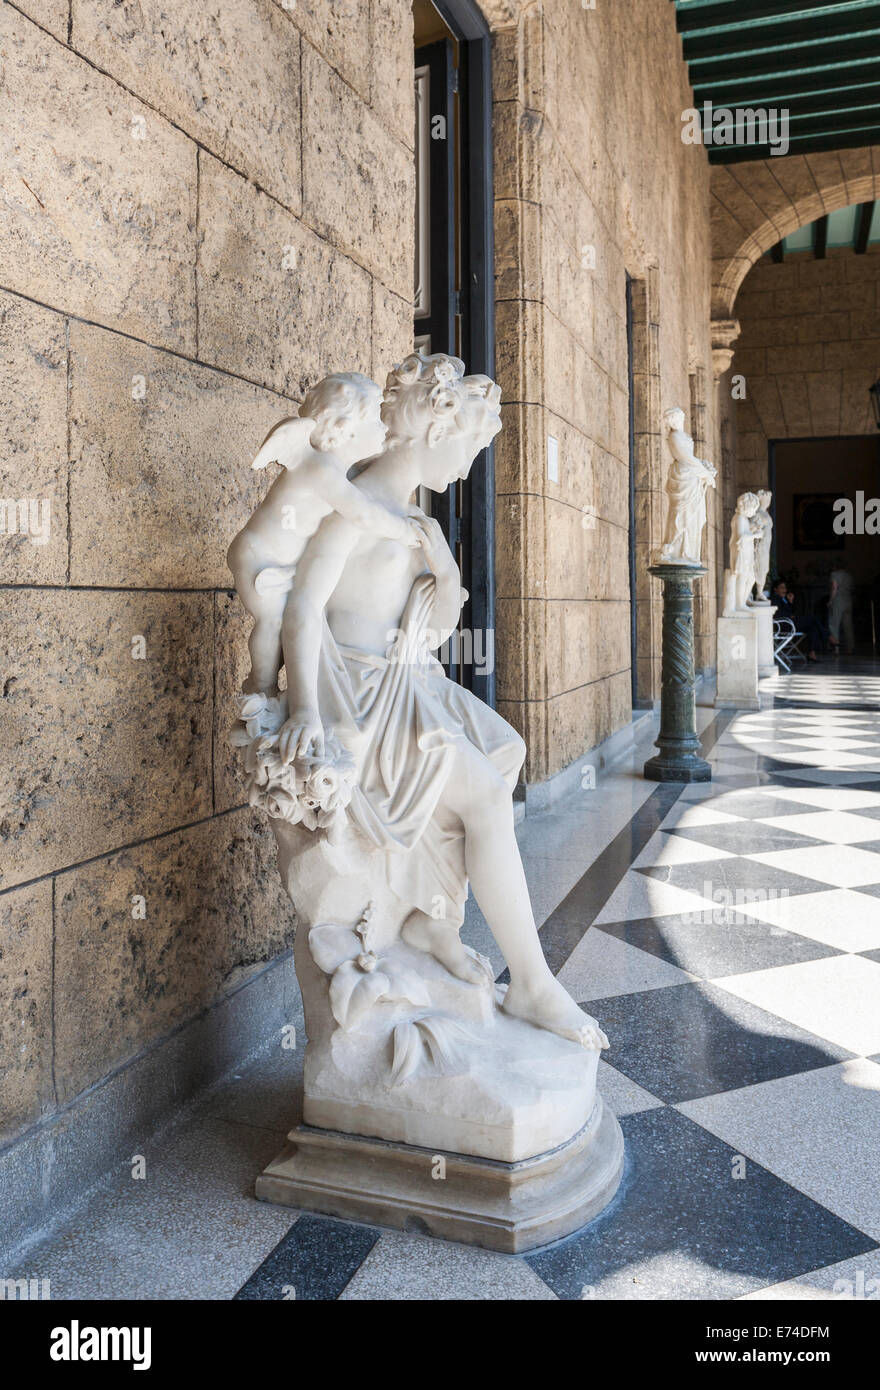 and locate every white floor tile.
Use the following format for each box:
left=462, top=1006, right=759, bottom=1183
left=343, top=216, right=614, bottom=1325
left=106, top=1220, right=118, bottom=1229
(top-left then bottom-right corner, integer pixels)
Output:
left=659, top=803, right=745, bottom=830
left=557, top=926, right=696, bottom=1000
left=743, top=887, right=880, bottom=953
left=632, top=830, right=735, bottom=869
left=782, top=738, right=877, bottom=752
left=597, top=1059, right=664, bottom=1117
left=340, top=1232, right=557, bottom=1301
left=749, top=844, right=880, bottom=888
left=593, top=870, right=718, bottom=926
left=740, top=1252, right=880, bottom=1301
left=714, top=955, right=880, bottom=1056
left=759, top=786, right=880, bottom=811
